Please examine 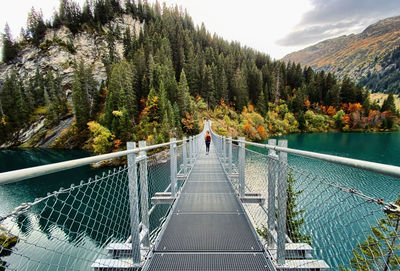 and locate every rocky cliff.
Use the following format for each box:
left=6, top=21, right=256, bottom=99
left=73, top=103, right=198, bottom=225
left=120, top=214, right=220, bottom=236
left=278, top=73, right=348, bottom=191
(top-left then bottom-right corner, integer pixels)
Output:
left=0, top=15, right=142, bottom=148
left=0, top=15, right=142, bottom=87
left=282, top=15, right=400, bottom=93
